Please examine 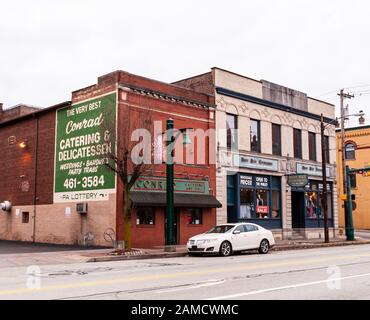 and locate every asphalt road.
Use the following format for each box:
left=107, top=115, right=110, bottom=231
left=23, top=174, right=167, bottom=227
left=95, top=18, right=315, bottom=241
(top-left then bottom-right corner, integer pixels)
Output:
left=1, top=245, right=370, bottom=300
